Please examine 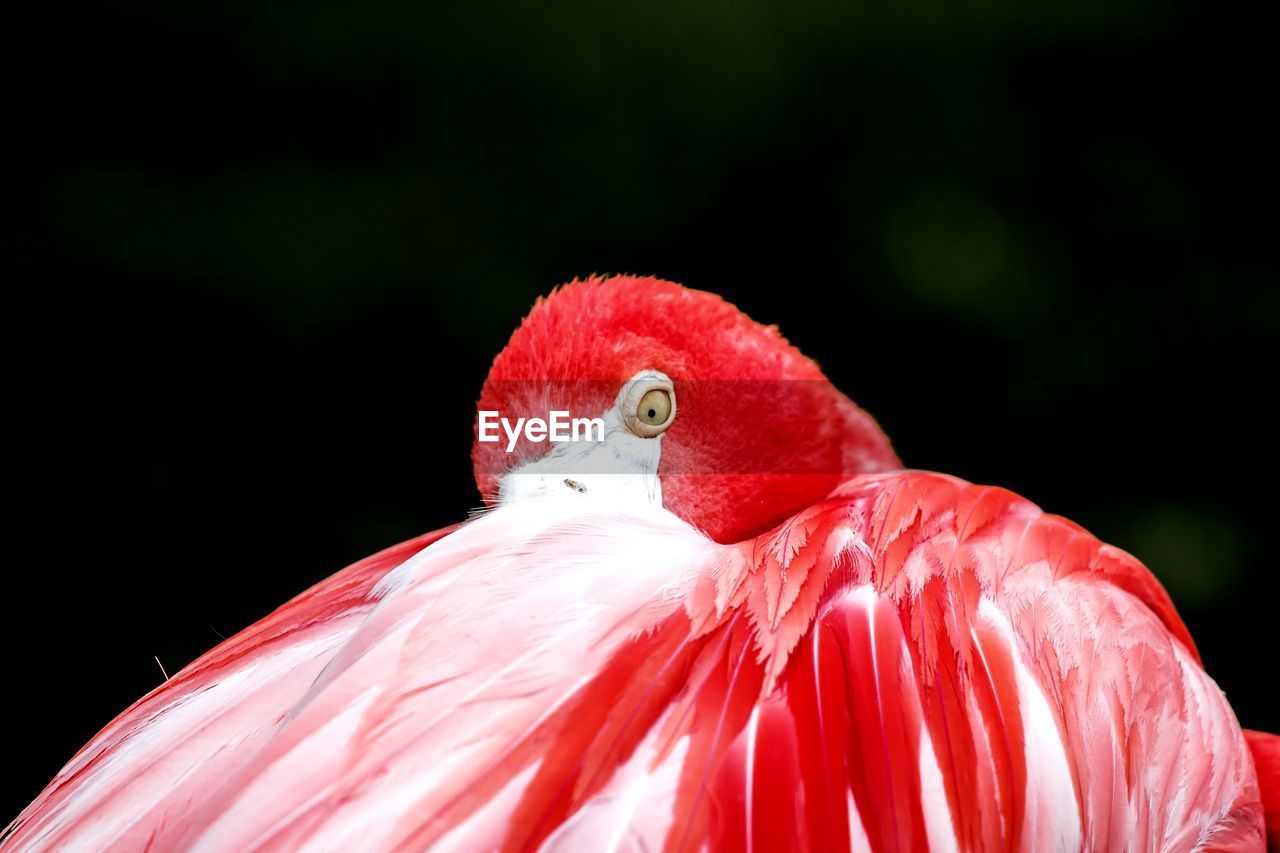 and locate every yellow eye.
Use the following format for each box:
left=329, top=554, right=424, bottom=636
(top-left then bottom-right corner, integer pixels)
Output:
left=621, top=373, right=676, bottom=437
left=636, top=389, right=672, bottom=426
